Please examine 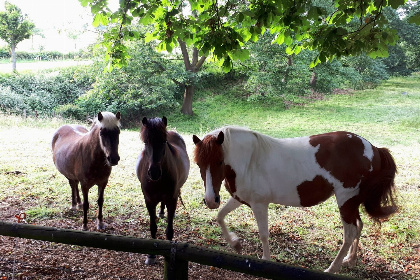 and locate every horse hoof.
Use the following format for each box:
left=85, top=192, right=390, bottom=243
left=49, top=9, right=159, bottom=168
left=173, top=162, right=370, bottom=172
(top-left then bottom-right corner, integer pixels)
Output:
left=228, top=232, right=242, bottom=253
left=158, top=213, right=165, bottom=219
left=342, top=257, right=356, bottom=267
left=145, top=255, right=157, bottom=265
left=233, top=241, right=242, bottom=253
left=82, top=225, right=88, bottom=231
left=324, top=266, right=338, bottom=274
left=97, top=222, right=107, bottom=230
